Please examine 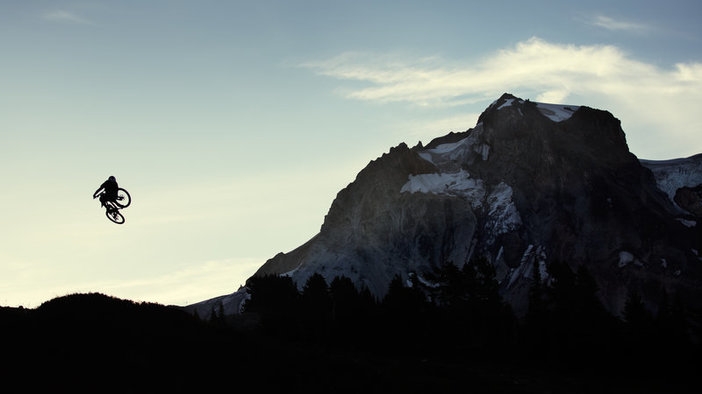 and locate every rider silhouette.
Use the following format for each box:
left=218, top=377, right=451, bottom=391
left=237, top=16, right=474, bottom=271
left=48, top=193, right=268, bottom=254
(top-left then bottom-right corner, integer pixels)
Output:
left=93, top=176, right=119, bottom=212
